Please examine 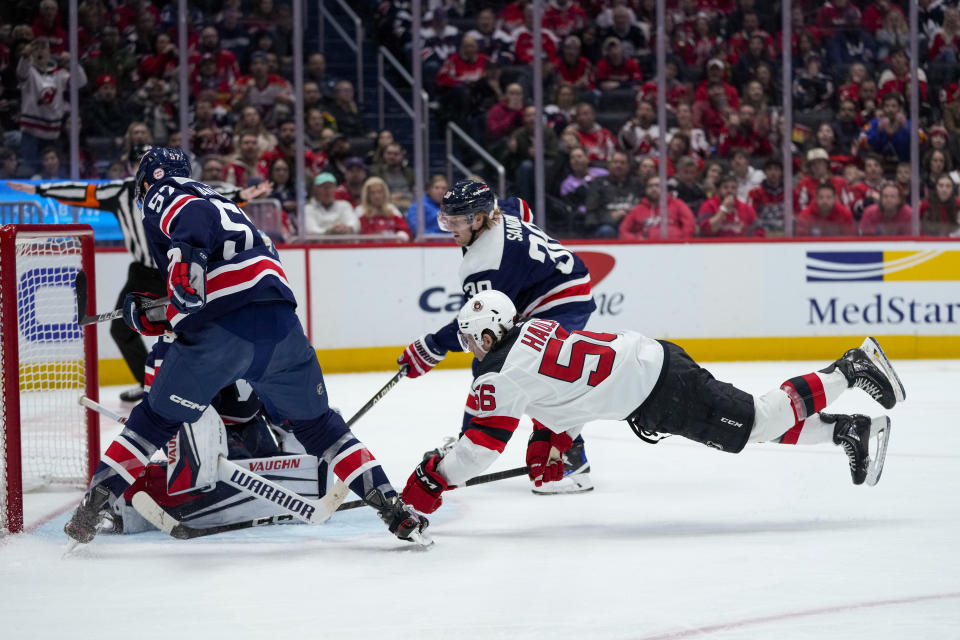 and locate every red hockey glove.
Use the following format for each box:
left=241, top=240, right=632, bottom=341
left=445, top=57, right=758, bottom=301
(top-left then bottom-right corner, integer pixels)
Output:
left=122, top=291, right=170, bottom=336
left=526, top=424, right=573, bottom=487
left=398, top=334, right=446, bottom=378
left=400, top=455, right=449, bottom=514
left=166, top=242, right=208, bottom=314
